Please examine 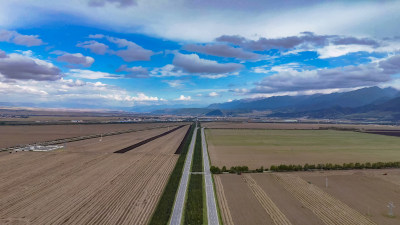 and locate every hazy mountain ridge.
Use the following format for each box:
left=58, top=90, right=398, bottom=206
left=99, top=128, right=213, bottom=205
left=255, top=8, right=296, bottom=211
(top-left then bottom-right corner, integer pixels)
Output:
left=152, top=86, right=400, bottom=121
